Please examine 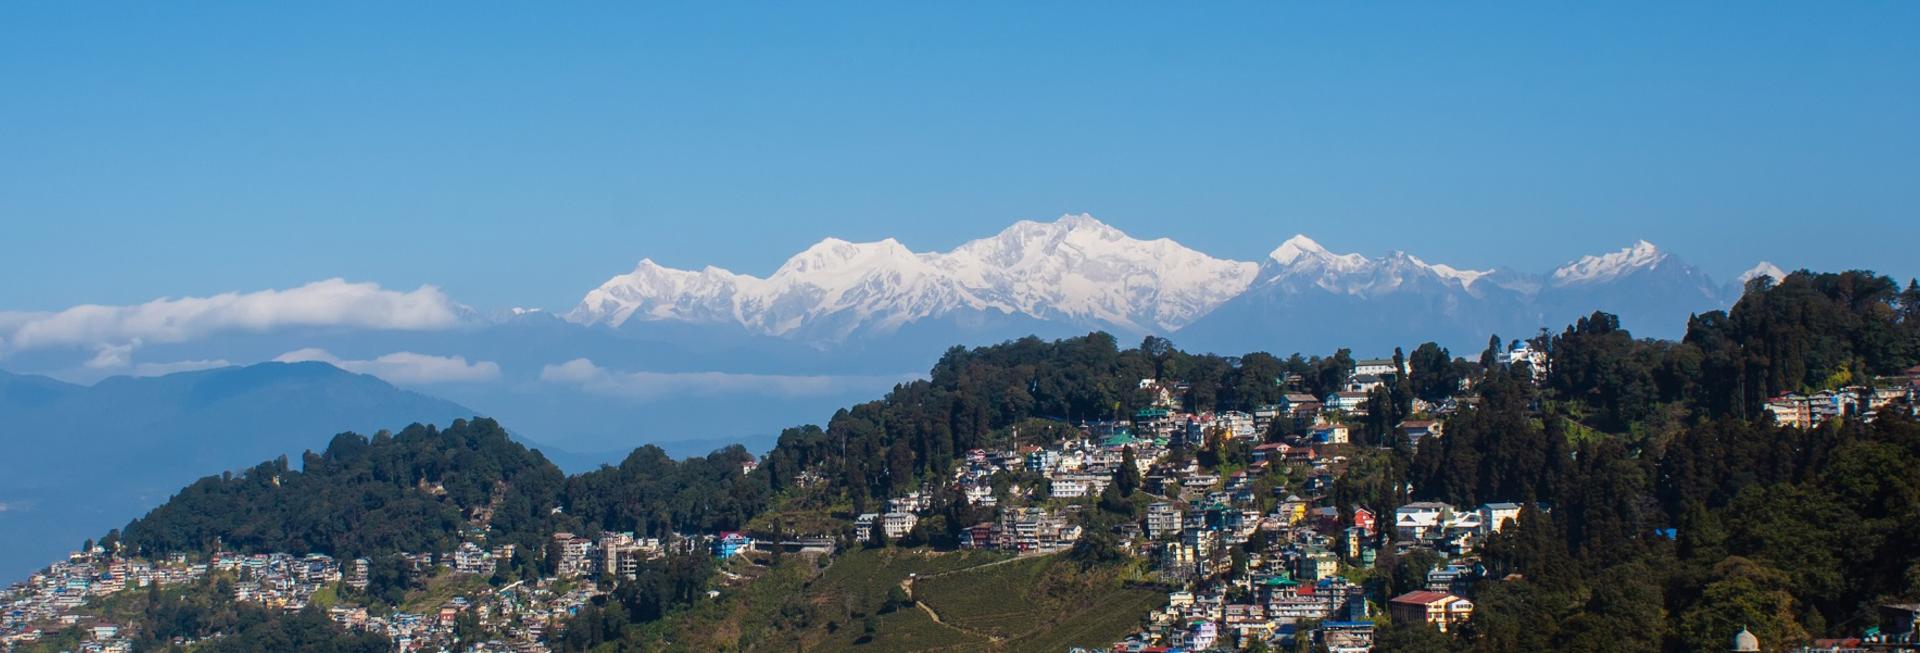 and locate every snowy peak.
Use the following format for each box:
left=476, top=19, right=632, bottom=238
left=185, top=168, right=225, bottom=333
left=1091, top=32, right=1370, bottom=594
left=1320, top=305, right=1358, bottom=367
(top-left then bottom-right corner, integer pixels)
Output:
left=1051, top=212, right=1124, bottom=235
left=1266, top=234, right=1372, bottom=271
left=1738, top=261, right=1788, bottom=284
left=1268, top=234, right=1330, bottom=265
left=1256, top=235, right=1490, bottom=296
left=567, top=258, right=757, bottom=326
left=1425, top=262, right=1494, bottom=289
left=772, top=237, right=921, bottom=278
left=1552, top=240, right=1667, bottom=286
left=569, top=214, right=1258, bottom=338
left=939, top=214, right=1258, bottom=332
